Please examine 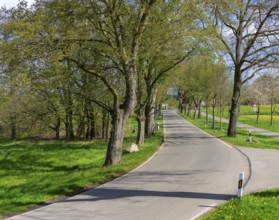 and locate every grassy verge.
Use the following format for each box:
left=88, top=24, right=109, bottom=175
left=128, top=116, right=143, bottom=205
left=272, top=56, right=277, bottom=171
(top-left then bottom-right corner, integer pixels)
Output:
left=178, top=114, right=279, bottom=219
left=179, top=114, right=279, bottom=150
left=201, top=189, right=279, bottom=220
left=0, top=116, right=163, bottom=219
left=203, top=105, right=279, bottom=133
